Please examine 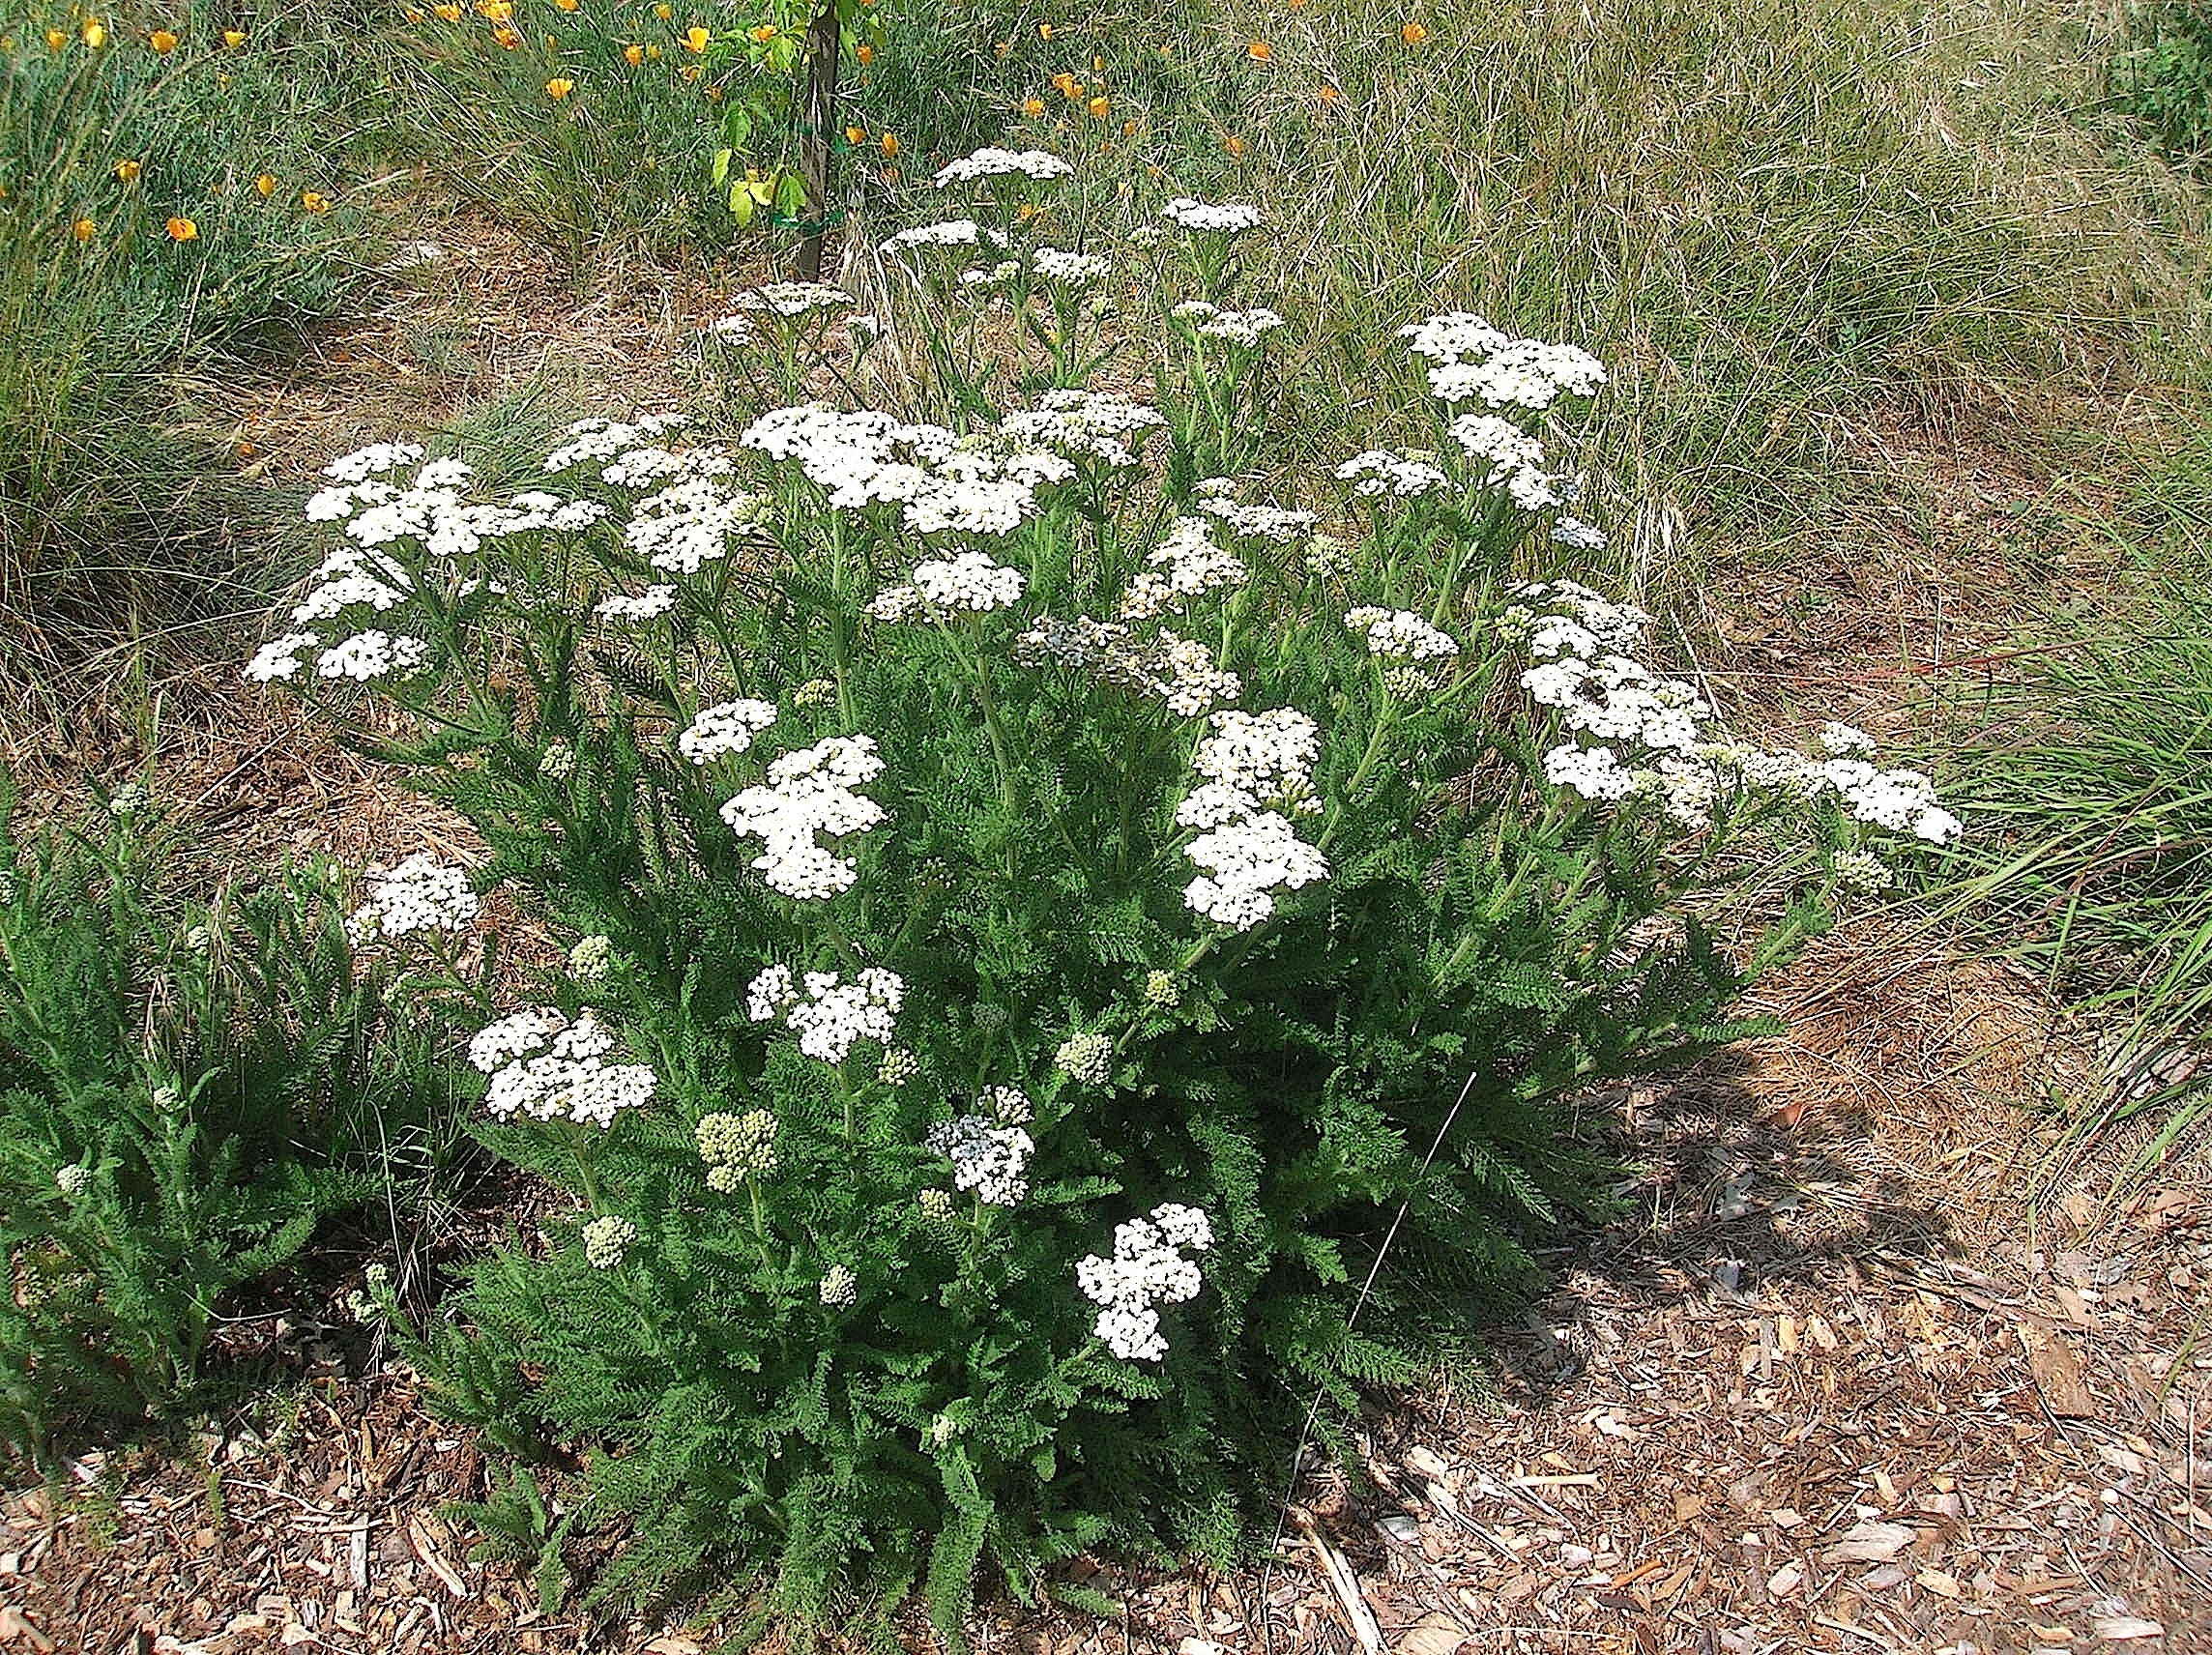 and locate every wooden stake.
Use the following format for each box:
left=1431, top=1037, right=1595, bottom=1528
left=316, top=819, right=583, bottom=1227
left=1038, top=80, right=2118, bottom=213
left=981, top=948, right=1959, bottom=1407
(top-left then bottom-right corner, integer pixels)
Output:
left=796, top=0, right=841, bottom=282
